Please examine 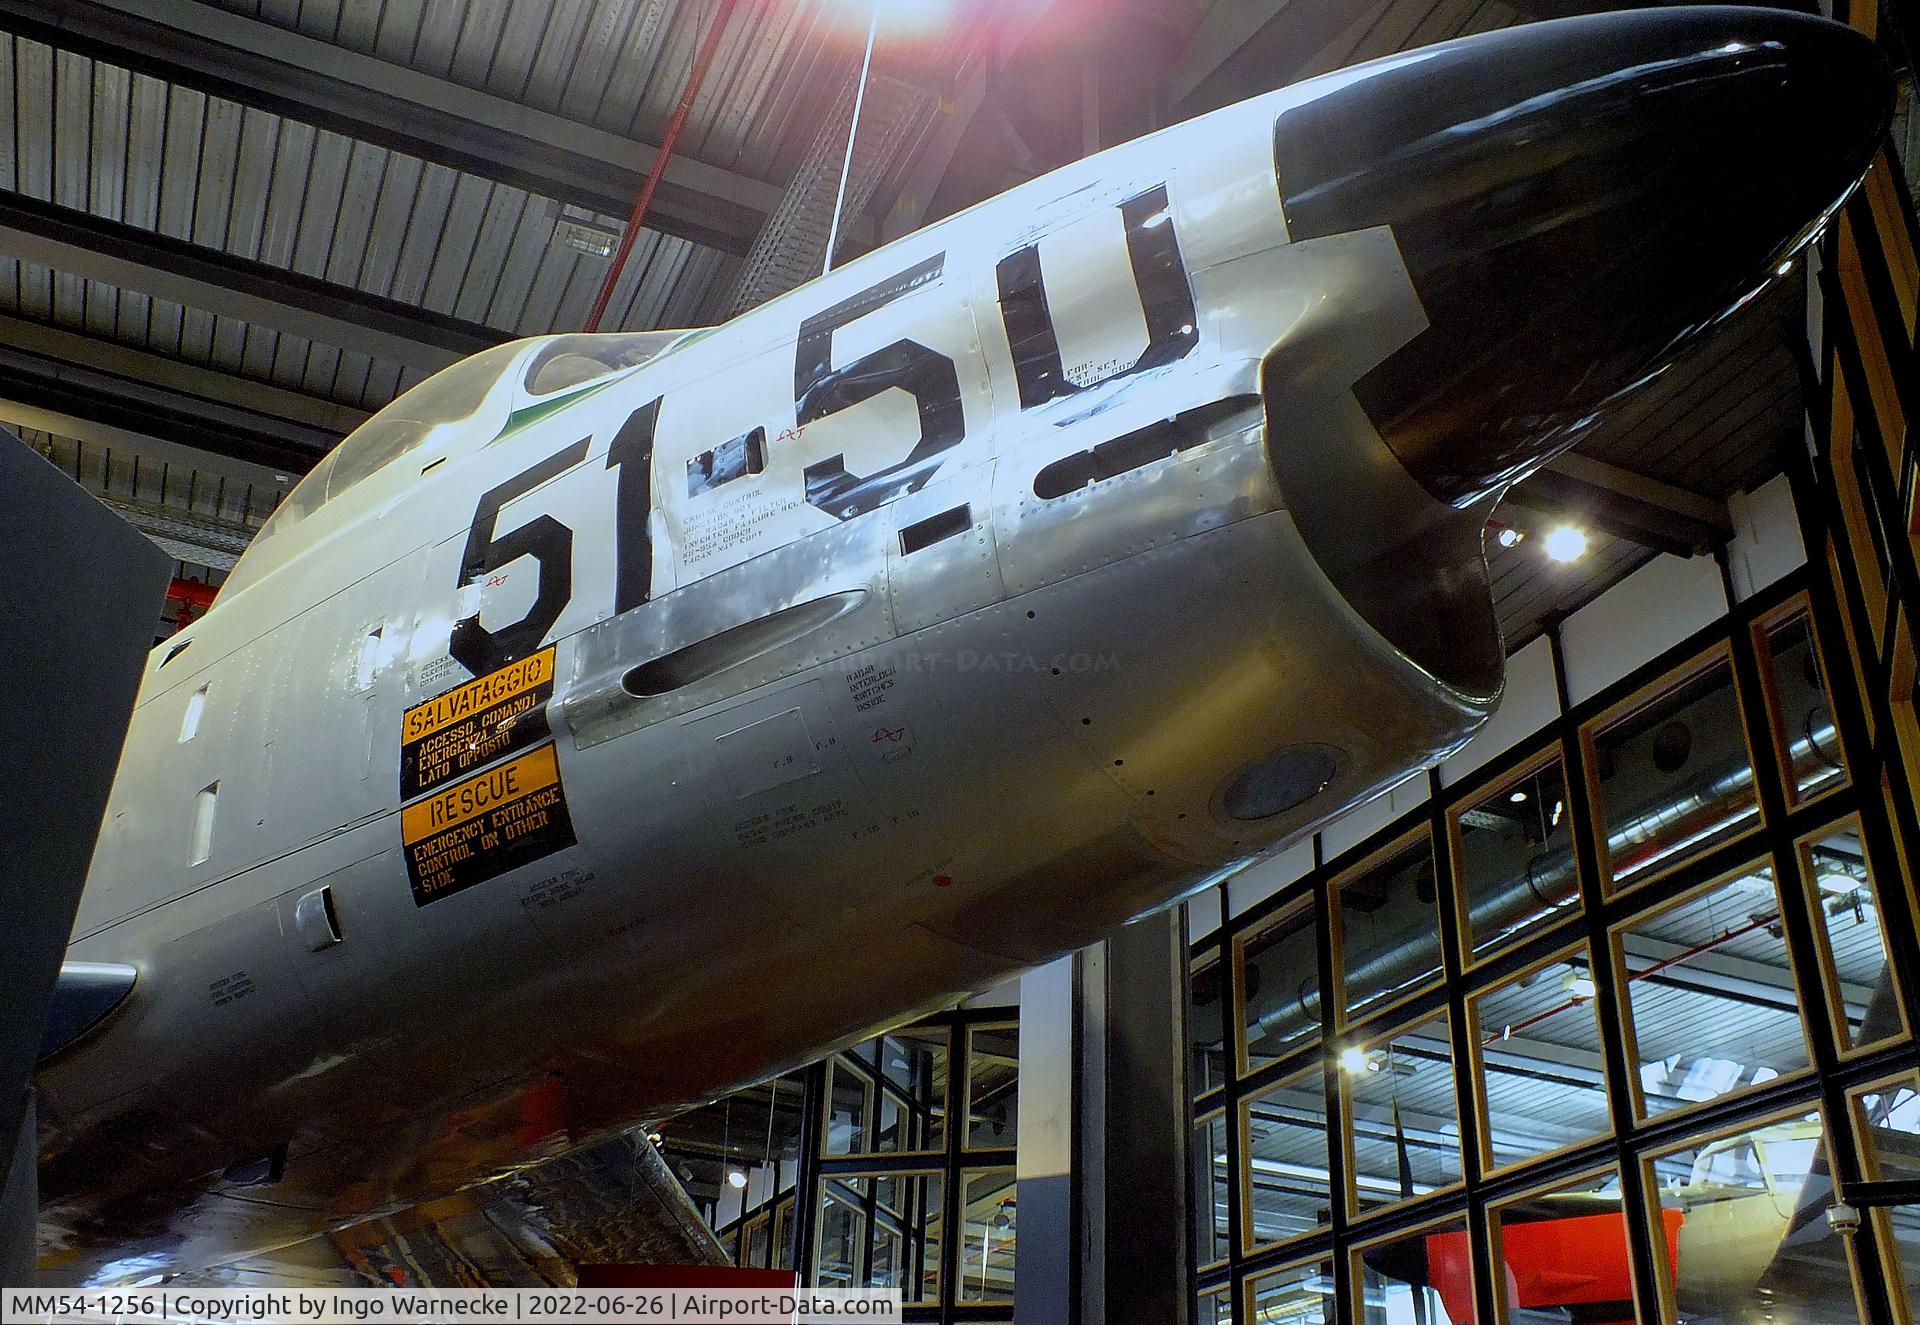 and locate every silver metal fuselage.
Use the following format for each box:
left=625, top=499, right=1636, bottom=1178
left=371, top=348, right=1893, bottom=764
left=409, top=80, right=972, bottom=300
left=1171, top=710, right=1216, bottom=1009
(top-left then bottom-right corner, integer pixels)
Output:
left=37, top=86, right=1482, bottom=1280
left=37, top=4, right=1889, bottom=1282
